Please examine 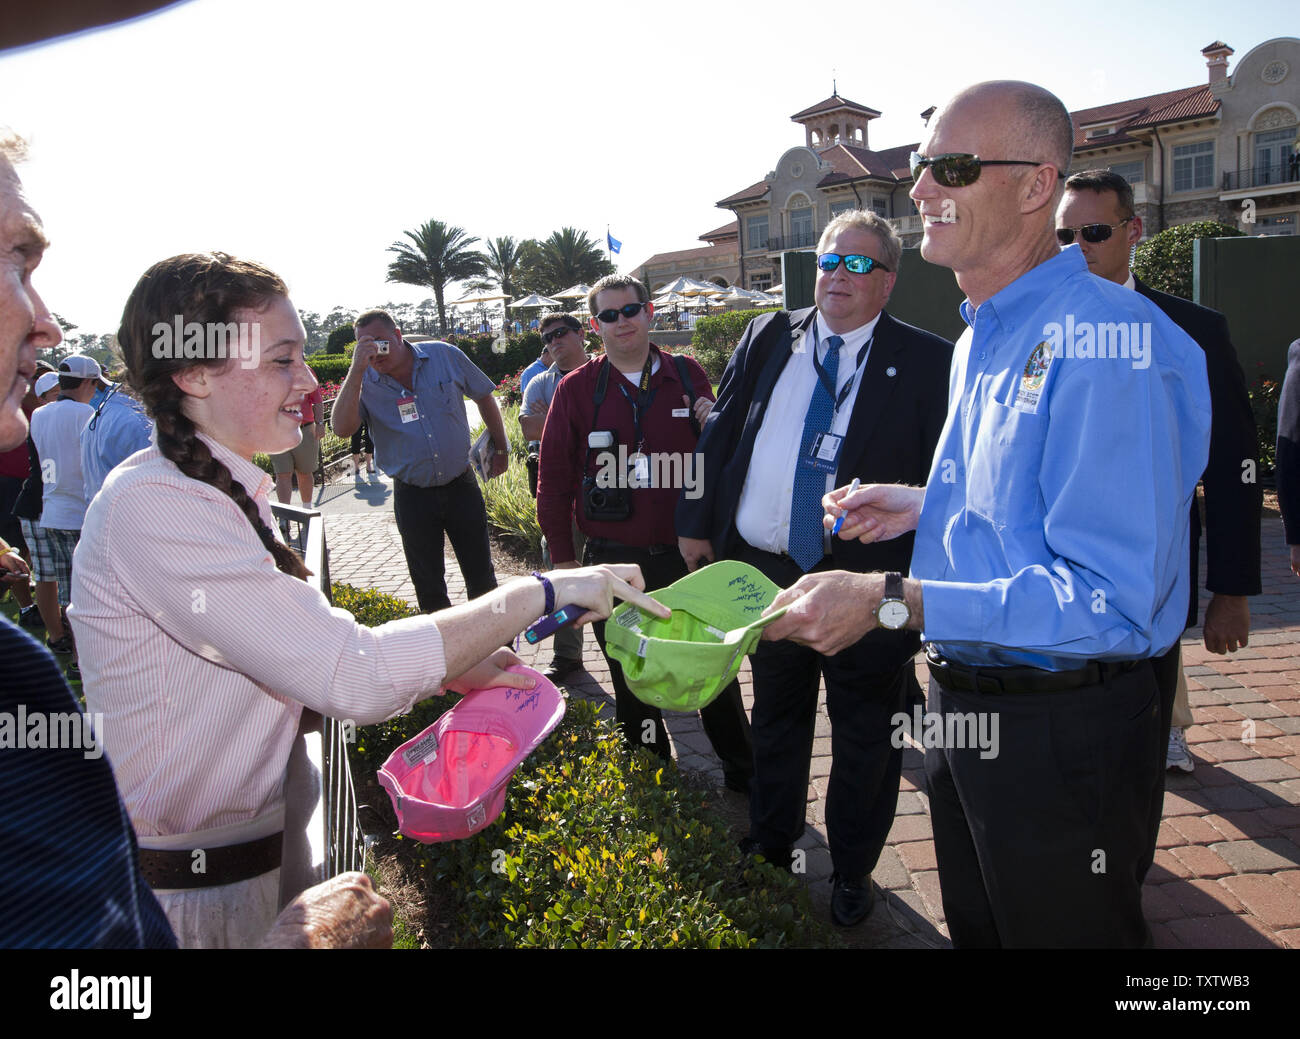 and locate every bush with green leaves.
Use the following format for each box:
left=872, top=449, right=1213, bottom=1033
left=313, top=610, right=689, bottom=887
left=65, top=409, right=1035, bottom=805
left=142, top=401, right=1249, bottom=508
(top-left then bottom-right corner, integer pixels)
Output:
left=690, top=308, right=779, bottom=380
left=330, top=582, right=415, bottom=626
left=1132, top=221, right=1244, bottom=301
left=307, top=352, right=353, bottom=384
left=1249, top=375, right=1280, bottom=473
left=471, top=401, right=541, bottom=555
left=351, top=697, right=824, bottom=949
left=326, top=324, right=355, bottom=354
